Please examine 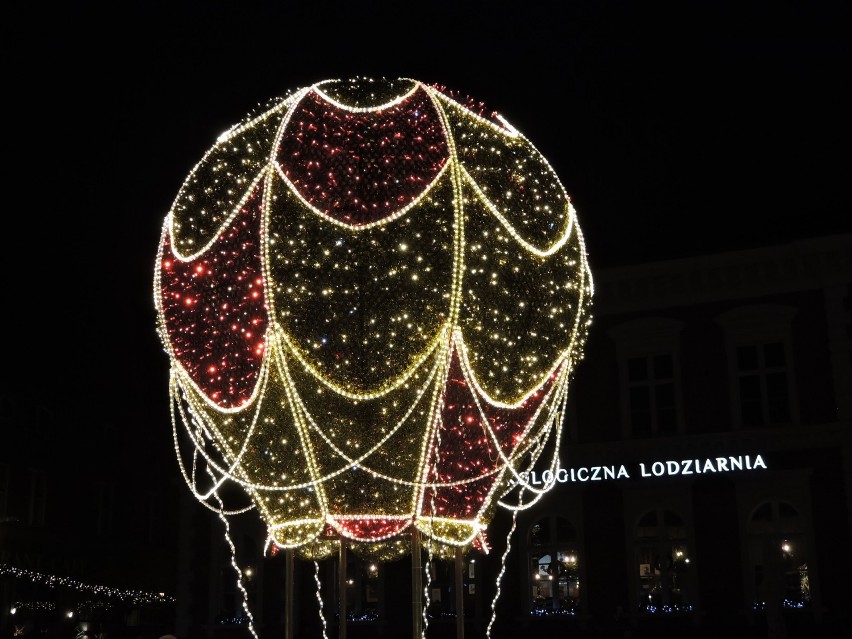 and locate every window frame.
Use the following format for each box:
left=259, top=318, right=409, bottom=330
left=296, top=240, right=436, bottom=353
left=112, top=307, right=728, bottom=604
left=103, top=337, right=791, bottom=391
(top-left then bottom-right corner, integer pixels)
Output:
left=608, top=317, right=685, bottom=439
left=715, top=304, right=799, bottom=429
left=735, top=471, right=819, bottom=624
